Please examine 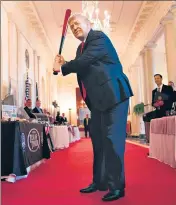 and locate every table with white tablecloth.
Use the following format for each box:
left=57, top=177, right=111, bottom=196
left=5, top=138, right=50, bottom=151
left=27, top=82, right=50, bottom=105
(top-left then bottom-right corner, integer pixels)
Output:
left=69, top=126, right=81, bottom=143
left=149, top=116, right=176, bottom=168
left=49, top=126, right=70, bottom=150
